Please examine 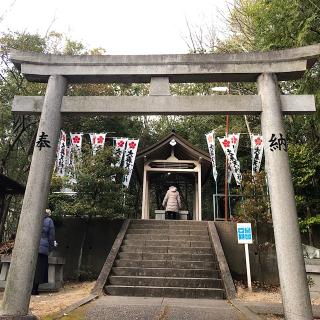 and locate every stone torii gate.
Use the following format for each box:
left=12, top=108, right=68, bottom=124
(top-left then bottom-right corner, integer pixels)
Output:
left=1, top=45, right=320, bottom=319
